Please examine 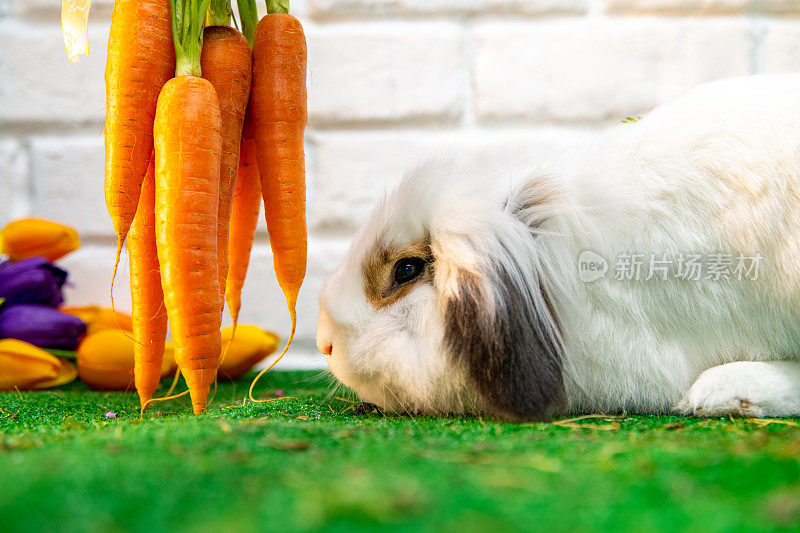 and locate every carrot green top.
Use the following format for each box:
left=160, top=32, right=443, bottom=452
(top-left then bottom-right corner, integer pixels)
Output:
left=206, top=0, right=232, bottom=26
left=237, top=0, right=258, bottom=46
left=171, top=0, right=213, bottom=77
left=266, top=0, right=289, bottom=14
